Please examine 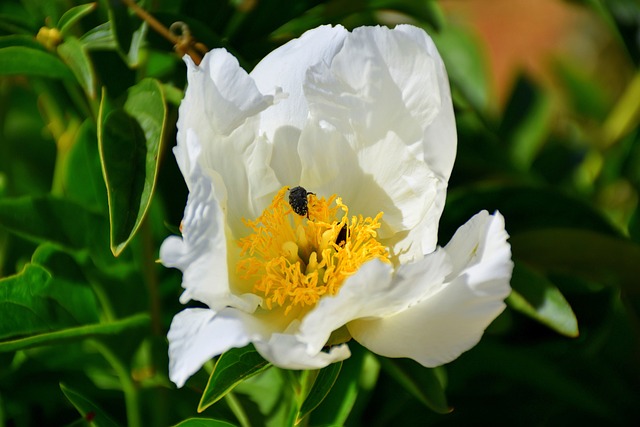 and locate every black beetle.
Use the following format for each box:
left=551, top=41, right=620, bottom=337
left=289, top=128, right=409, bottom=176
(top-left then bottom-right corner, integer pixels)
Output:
left=288, top=186, right=313, bottom=217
